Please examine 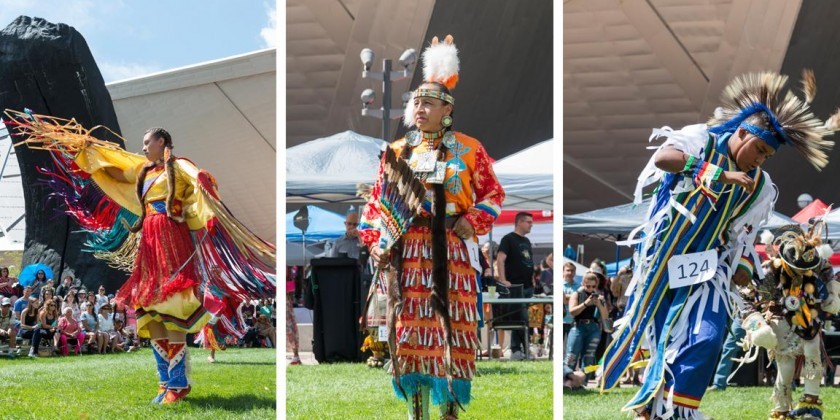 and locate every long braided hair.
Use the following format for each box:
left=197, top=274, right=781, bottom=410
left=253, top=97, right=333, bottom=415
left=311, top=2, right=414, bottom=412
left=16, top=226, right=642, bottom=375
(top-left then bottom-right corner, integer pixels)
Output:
left=128, top=127, right=179, bottom=233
